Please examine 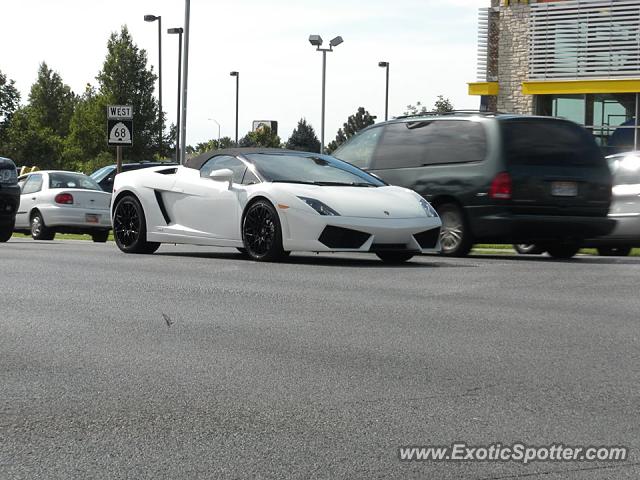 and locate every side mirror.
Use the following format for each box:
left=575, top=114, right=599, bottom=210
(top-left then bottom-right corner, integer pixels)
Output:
left=209, top=168, right=234, bottom=187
